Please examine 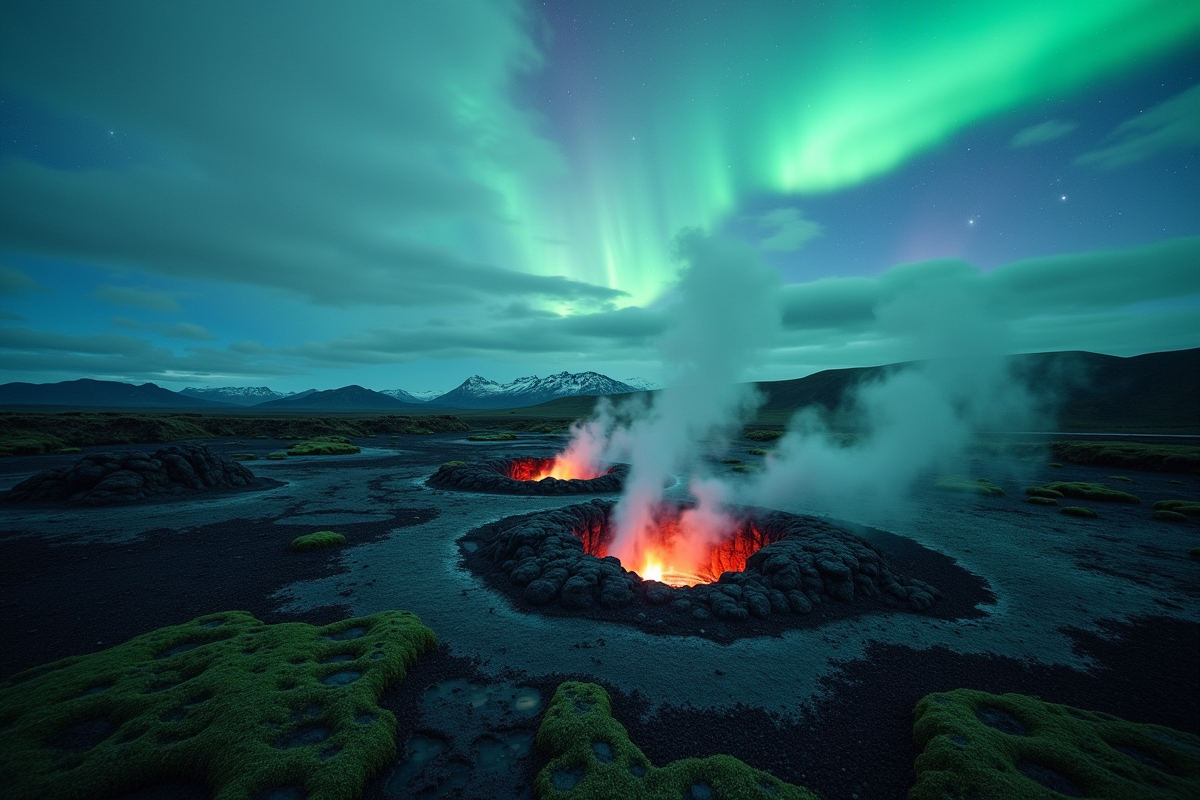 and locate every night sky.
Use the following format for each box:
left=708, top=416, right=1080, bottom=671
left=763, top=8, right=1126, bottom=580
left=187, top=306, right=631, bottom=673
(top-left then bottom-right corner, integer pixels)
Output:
left=1, top=1, right=1198, bottom=393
